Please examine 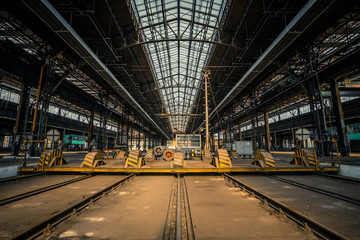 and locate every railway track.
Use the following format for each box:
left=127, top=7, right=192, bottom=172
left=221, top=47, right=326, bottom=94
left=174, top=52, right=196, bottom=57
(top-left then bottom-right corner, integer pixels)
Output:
left=10, top=173, right=135, bottom=240
left=0, top=174, right=93, bottom=206
left=163, top=174, right=195, bottom=240
left=266, top=174, right=360, bottom=206
left=1, top=173, right=356, bottom=239
left=0, top=173, right=45, bottom=184
left=315, top=172, right=360, bottom=183
left=223, top=173, right=349, bottom=240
